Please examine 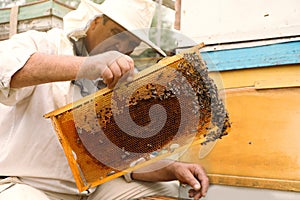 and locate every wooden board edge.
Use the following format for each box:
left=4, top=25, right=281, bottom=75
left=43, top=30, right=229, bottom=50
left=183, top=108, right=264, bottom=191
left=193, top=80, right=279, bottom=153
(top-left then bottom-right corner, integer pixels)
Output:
left=208, top=174, right=300, bottom=192
left=51, top=116, right=90, bottom=192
